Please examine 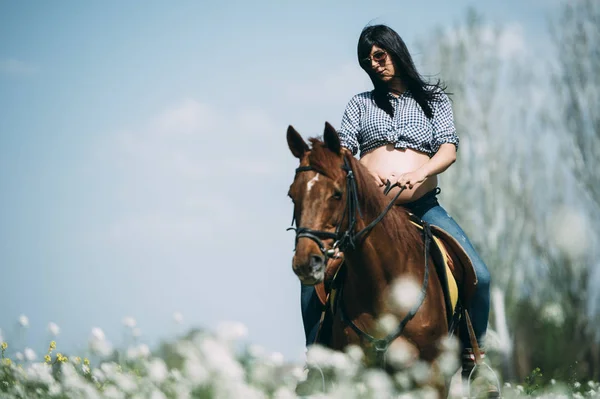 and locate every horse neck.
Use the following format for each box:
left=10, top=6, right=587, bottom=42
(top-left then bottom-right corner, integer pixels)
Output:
left=342, top=158, right=421, bottom=305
